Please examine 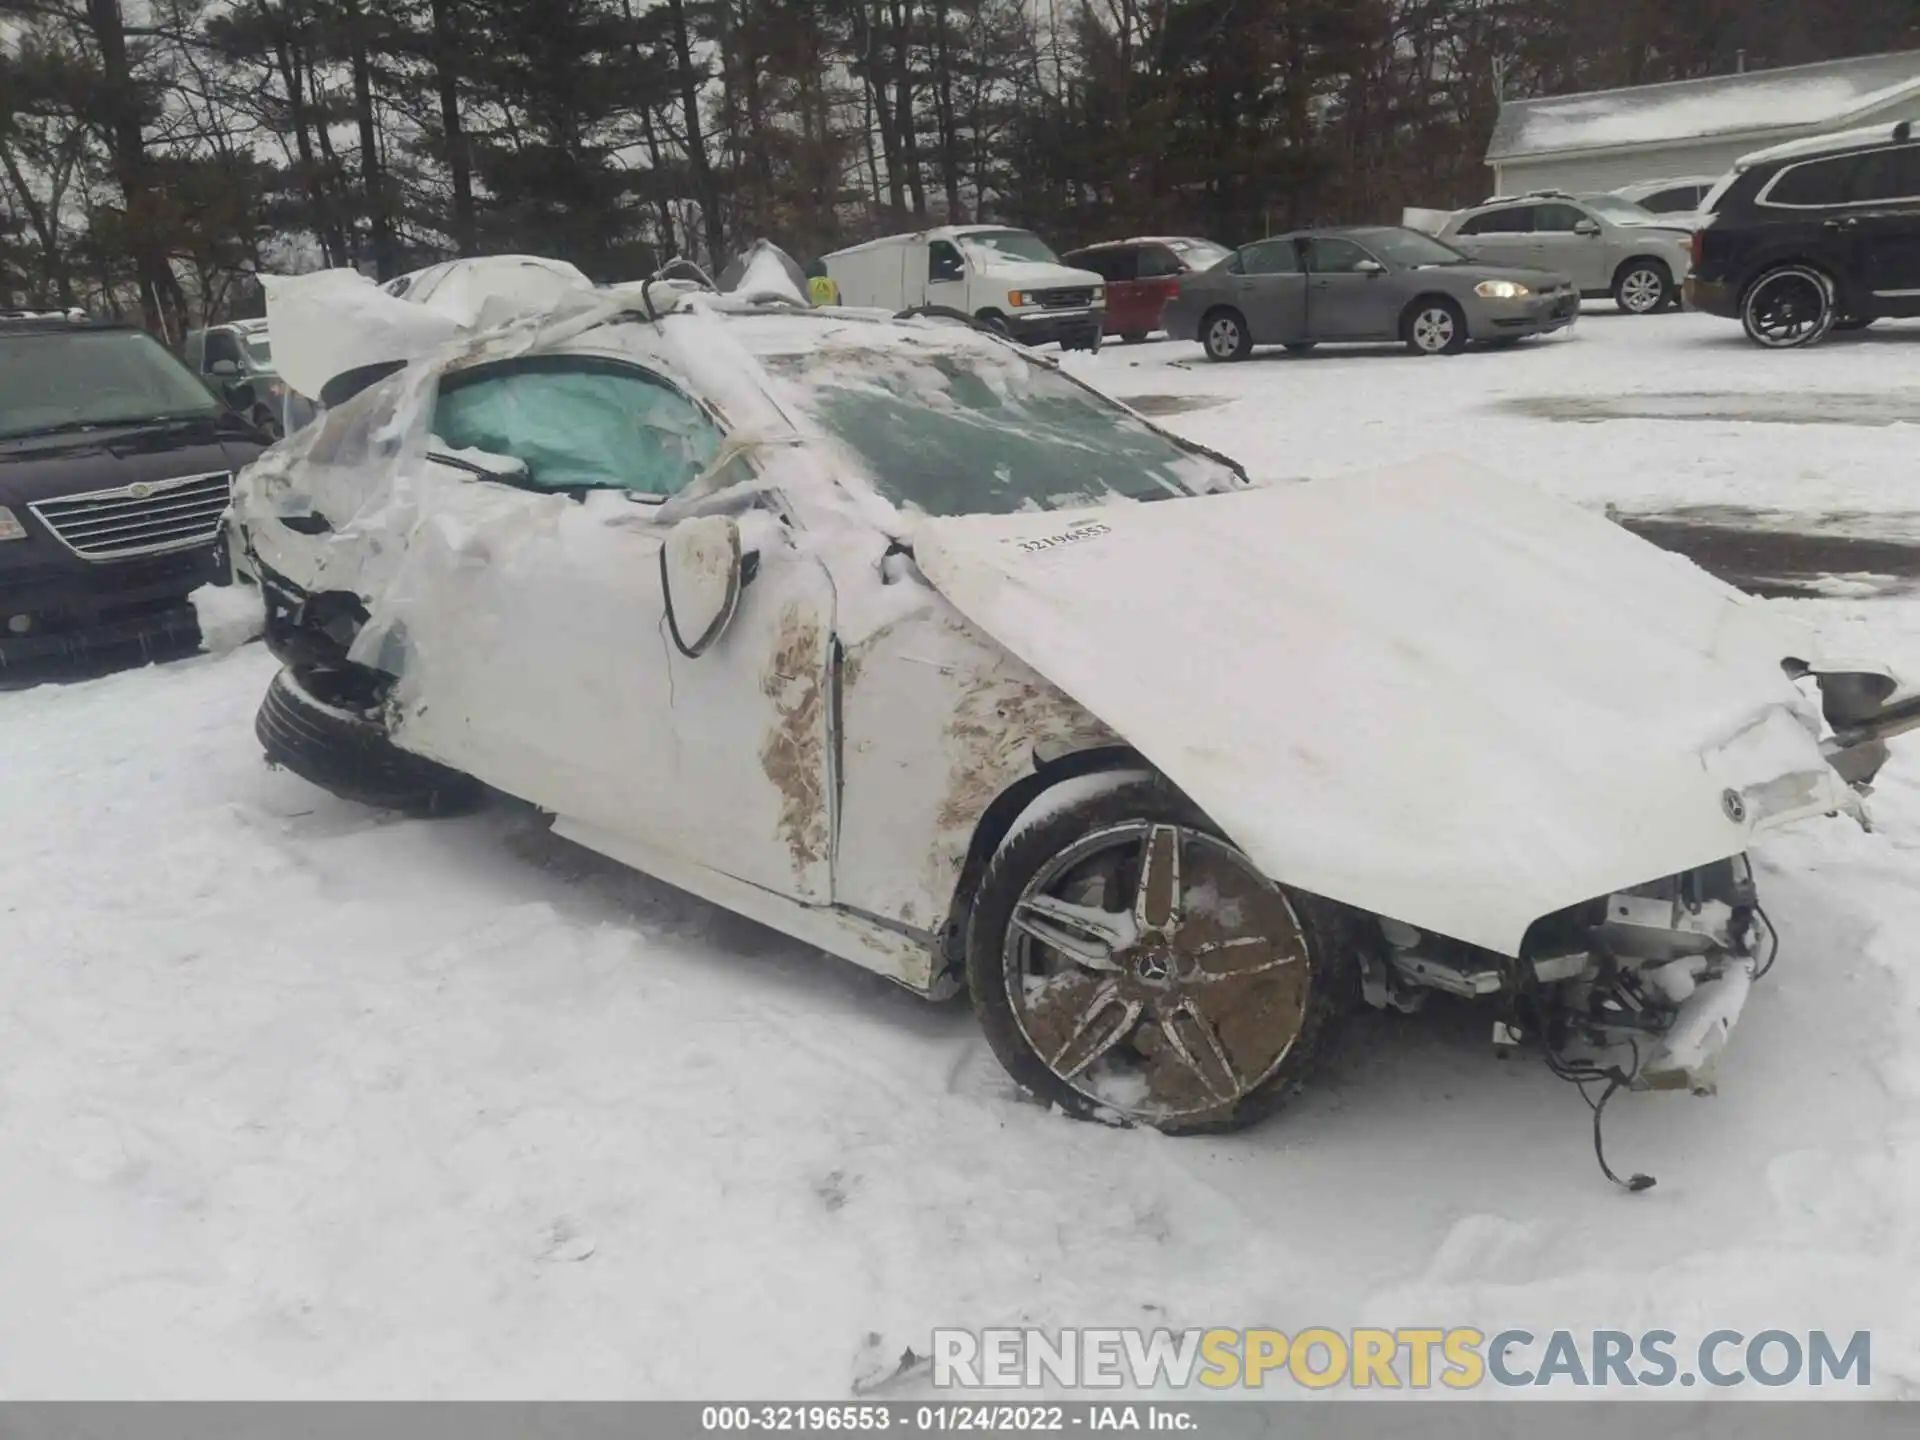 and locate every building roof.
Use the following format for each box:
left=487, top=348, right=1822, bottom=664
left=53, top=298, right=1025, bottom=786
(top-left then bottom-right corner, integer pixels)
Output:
left=1487, top=49, right=1920, bottom=162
